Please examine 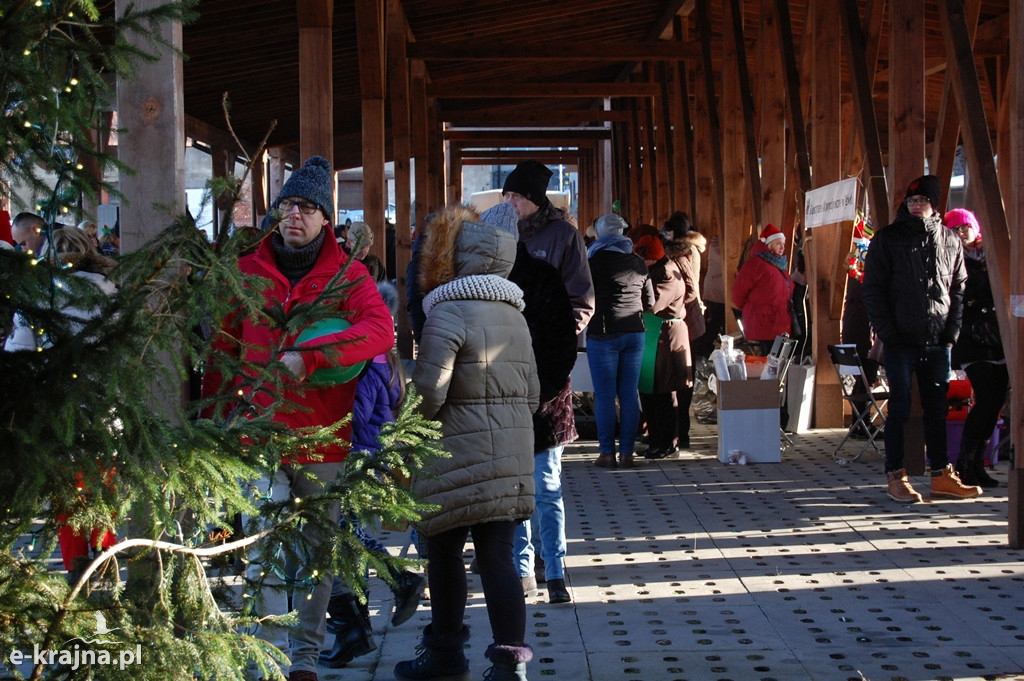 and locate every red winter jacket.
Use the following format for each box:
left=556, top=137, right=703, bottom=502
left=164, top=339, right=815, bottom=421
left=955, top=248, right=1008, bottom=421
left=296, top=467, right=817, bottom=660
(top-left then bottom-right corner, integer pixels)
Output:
left=732, top=241, right=793, bottom=342
left=203, top=233, right=395, bottom=465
